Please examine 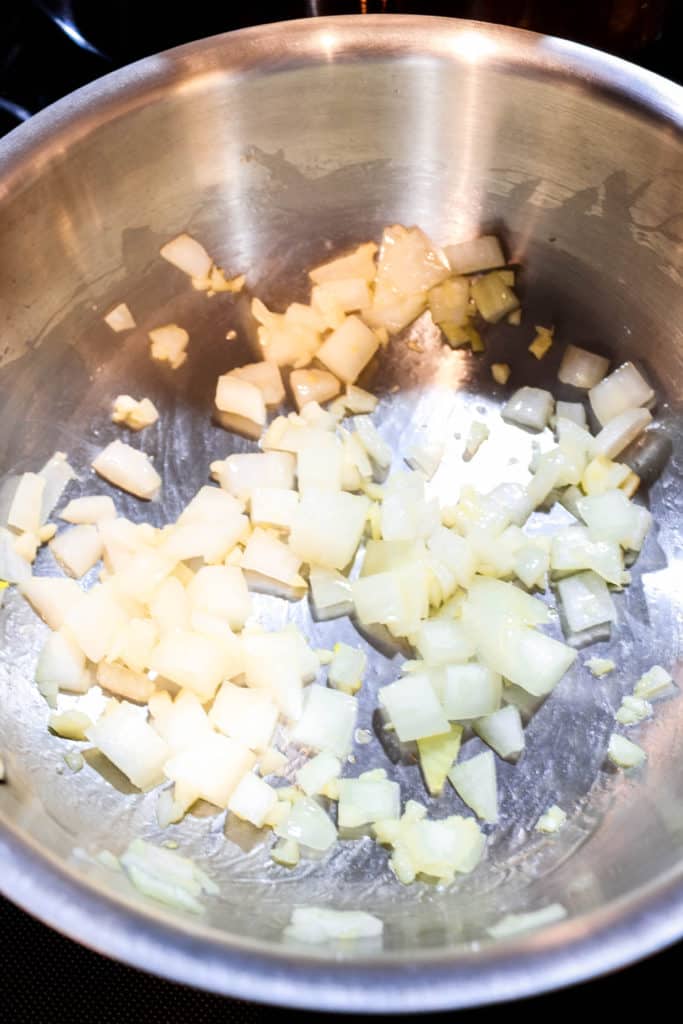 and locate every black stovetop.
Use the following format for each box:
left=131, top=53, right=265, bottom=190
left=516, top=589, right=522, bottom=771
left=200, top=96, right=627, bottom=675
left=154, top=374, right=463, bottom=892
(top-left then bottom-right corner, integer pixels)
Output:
left=1, top=2, right=681, bottom=1020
